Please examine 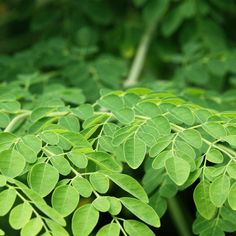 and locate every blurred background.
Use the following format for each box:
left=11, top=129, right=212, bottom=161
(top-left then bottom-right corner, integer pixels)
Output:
left=0, top=0, right=236, bottom=104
